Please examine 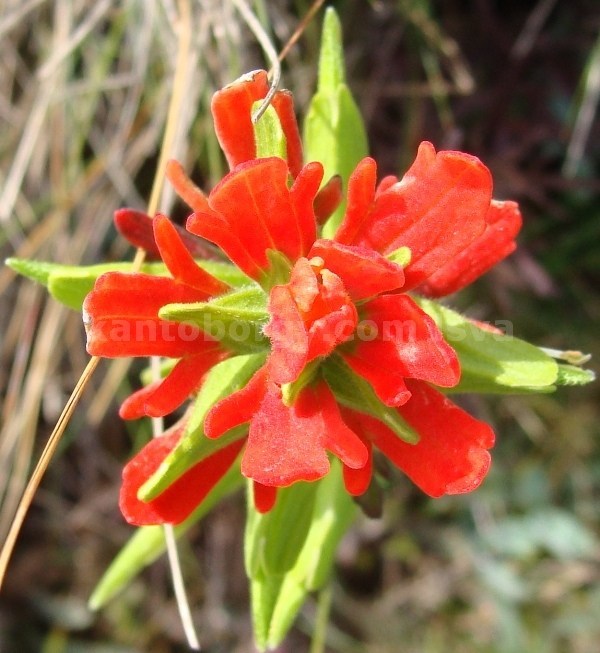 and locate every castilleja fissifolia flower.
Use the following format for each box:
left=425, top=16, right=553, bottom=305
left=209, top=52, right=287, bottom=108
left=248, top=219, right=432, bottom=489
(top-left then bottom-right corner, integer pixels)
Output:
left=83, top=70, right=522, bottom=524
